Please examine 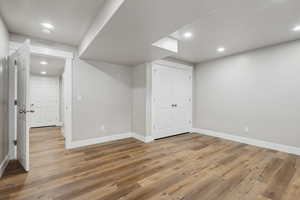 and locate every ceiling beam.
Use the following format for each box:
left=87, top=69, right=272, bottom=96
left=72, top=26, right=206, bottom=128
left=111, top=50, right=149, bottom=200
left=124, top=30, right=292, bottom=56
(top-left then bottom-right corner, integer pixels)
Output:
left=79, top=0, right=125, bottom=56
